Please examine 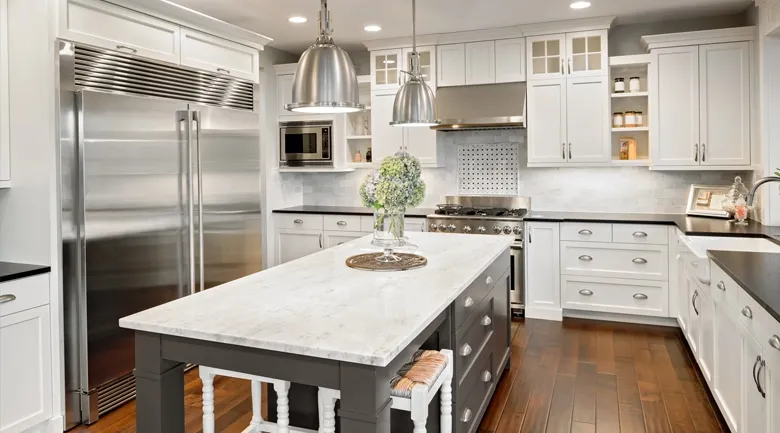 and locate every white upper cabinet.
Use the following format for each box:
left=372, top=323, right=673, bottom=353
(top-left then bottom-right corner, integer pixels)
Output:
left=370, top=91, right=404, bottom=162
left=652, top=46, right=701, bottom=167
left=404, top=122, right=439, bottom=167
left=465, top=41, right=496, bottom=85
left=61, top=0, right=180, bottom=64
left=566, top=30, right=608, bottom=78
left=436, top=43, right=466, bottom=87
left=527, top=78, right=567, bottom=164
left=527, top=34, right=566, bottom=80
left=495, top=38, right=526, bottom=83
left=371, top=49, right=403, bottom=90
left=699, top=42, right=751, bottom=166
left=566, top=76, right=609, bottom=163
left=180, top=28, right=260, bottom=82
left=402, top=46, right=436, bottom=88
